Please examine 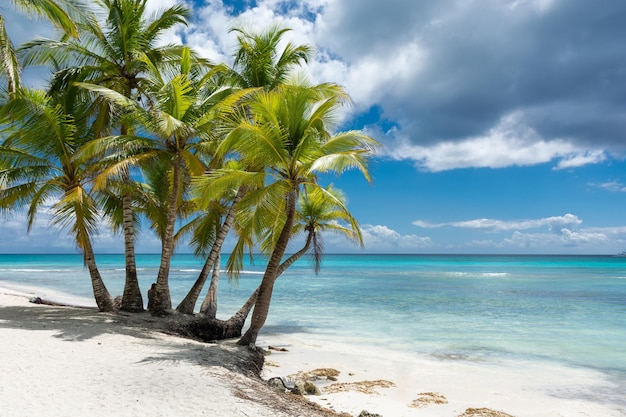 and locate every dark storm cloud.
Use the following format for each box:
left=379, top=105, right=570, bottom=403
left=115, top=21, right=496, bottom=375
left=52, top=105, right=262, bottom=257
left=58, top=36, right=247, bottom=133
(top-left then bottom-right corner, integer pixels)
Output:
left=320, top=0, right=626, bottom=152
